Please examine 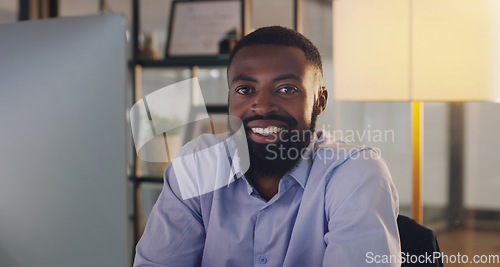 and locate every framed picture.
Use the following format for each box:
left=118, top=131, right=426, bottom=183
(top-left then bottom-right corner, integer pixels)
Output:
left=166, top=0, right=241, bottom=57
